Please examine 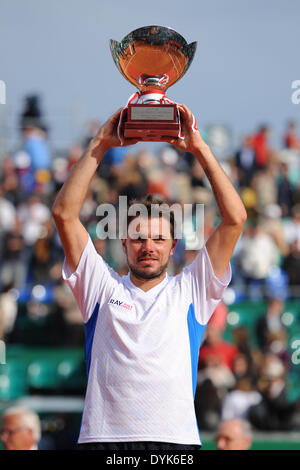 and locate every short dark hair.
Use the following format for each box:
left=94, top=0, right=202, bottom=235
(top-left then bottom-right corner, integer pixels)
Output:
left=127, top=194, right=175, bottom=239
